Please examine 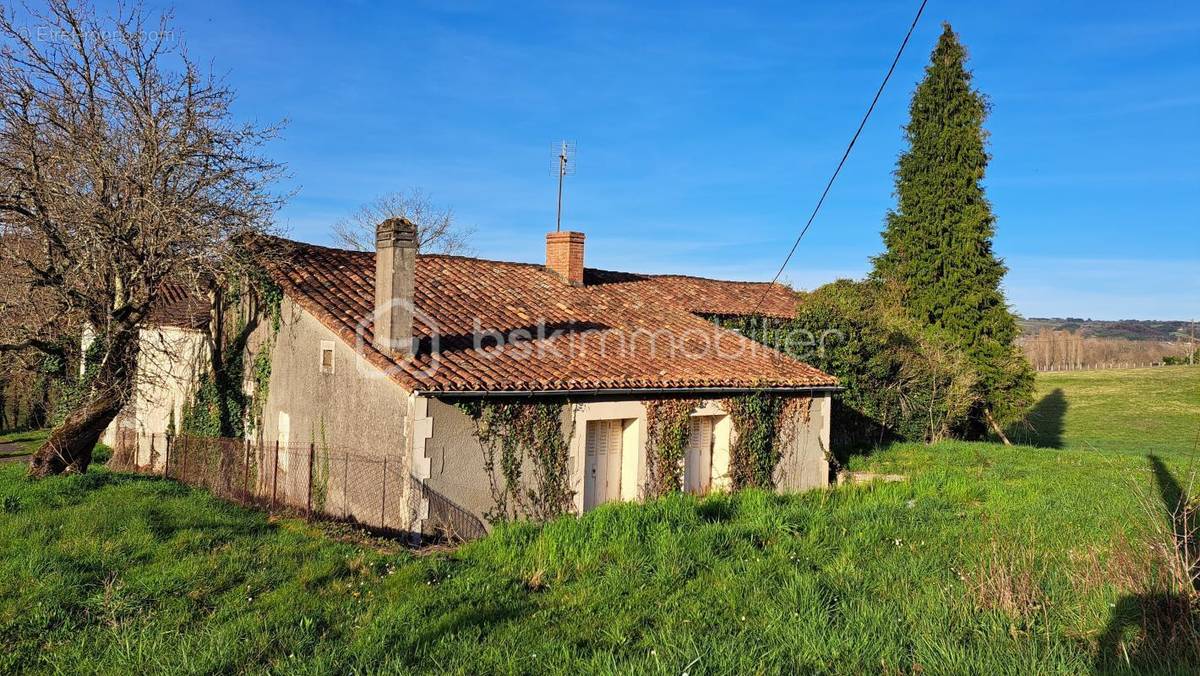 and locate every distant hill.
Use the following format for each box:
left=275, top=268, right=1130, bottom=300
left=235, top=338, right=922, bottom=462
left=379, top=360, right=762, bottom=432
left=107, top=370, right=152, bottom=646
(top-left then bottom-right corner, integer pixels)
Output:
left=1020, top=318, right=1196, bottom=342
